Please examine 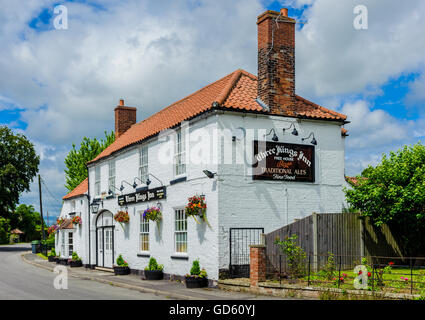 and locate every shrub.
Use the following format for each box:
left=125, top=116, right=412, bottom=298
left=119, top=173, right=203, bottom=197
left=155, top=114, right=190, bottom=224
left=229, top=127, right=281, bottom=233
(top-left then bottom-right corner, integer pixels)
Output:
left=190, top=260, right=201, bottom=276
left=71, top=252, right=81, bottom=261
left=116, top=254, right=128, bottom=267
left=49, top=248, right=56, bottom=257
left=187, top=260, right=208, bottom=278
left=274, top=234, right=306, bottom=278
left=145, top=257, right=163, bottom=271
